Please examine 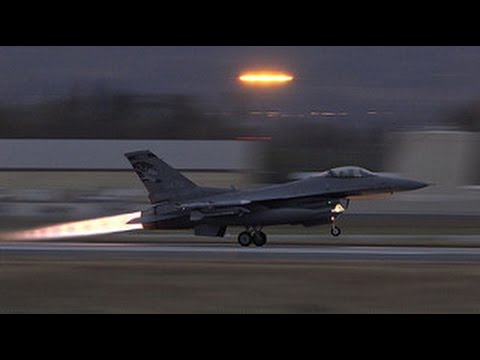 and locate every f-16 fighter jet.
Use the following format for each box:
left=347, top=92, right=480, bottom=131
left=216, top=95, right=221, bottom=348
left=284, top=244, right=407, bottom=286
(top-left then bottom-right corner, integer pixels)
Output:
left=126, top=150, right=428, bottom=247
